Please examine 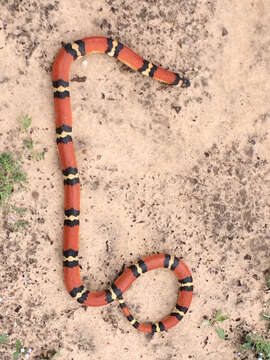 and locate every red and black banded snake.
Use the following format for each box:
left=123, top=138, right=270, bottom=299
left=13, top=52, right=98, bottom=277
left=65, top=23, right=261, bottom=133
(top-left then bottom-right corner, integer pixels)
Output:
left=52, top=36, right=193, bottom=333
